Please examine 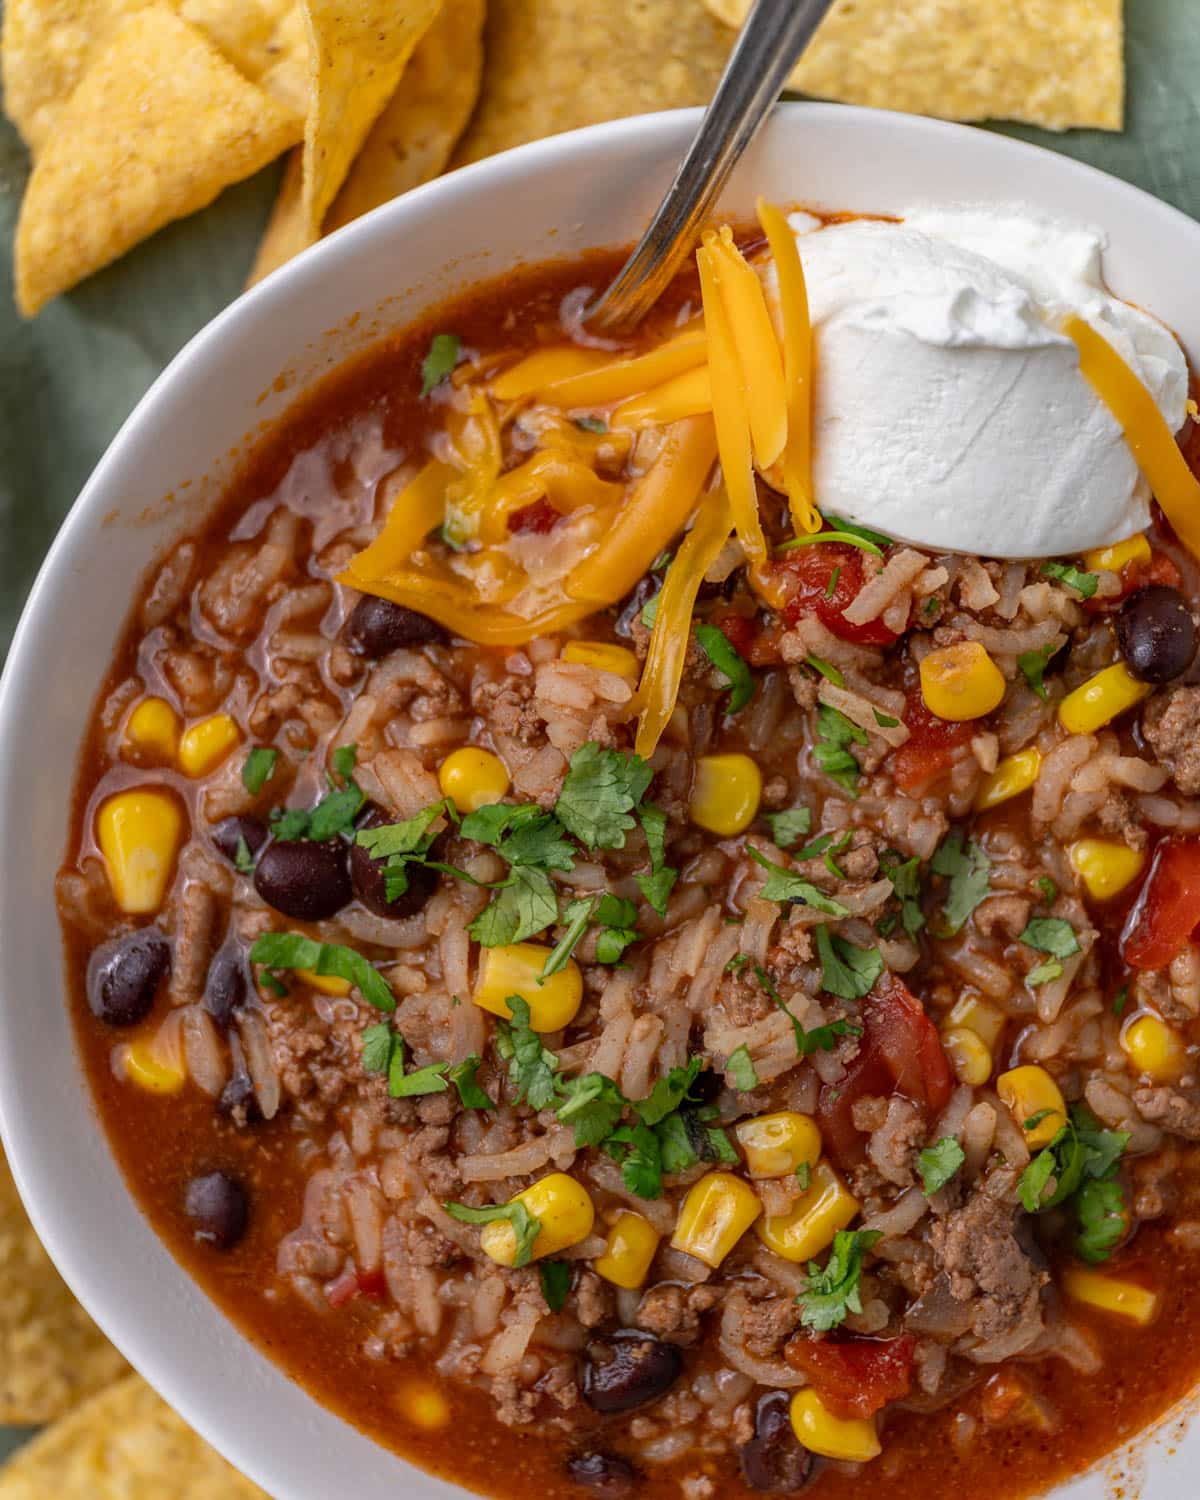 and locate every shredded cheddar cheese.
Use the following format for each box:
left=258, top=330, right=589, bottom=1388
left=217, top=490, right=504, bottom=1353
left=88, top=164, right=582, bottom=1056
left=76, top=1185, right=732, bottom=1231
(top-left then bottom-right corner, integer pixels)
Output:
left=343, top=460, right=454, bottom=580
left=706, top=227, right=788, bottom=472
left=536, top=325, right=707, bottom=409
left=613, top=365, right=713, bottom=428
